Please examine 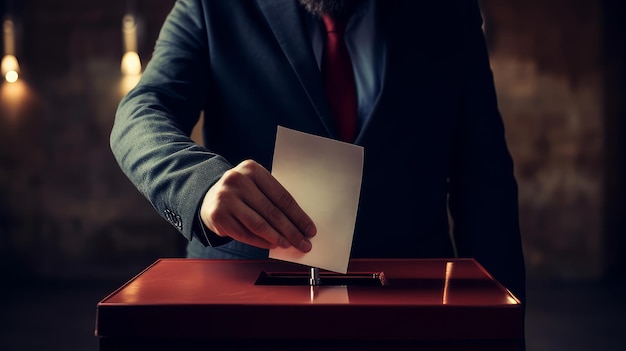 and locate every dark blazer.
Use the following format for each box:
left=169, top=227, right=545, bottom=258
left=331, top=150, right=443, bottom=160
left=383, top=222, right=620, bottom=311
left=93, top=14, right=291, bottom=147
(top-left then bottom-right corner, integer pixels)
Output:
left=111, top=0, right=525, bottom=301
